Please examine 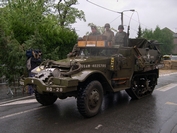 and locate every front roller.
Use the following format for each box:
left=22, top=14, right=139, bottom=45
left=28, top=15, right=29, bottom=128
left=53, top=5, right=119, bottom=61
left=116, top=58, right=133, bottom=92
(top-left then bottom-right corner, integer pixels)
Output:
left=77, top=80, right=103, bottom=118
